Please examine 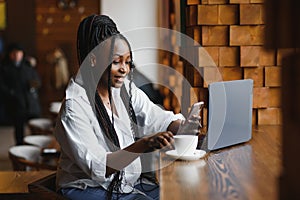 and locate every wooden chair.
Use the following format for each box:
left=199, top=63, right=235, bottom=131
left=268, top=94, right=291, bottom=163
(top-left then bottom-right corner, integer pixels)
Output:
left=8, top=145, right=57, bottom=171
left=24, top=135, right=60, bottom=167
left=28, top=118, right=54, bottom=135
left=24, top=135, right=54, bottom=148
left=28, top=173, right=68, bottom=200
